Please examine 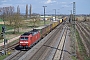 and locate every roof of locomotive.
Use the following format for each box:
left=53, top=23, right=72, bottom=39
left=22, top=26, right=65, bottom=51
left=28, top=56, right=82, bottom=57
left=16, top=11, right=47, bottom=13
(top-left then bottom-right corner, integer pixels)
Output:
left=21, top=29, right=39, bottom=36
